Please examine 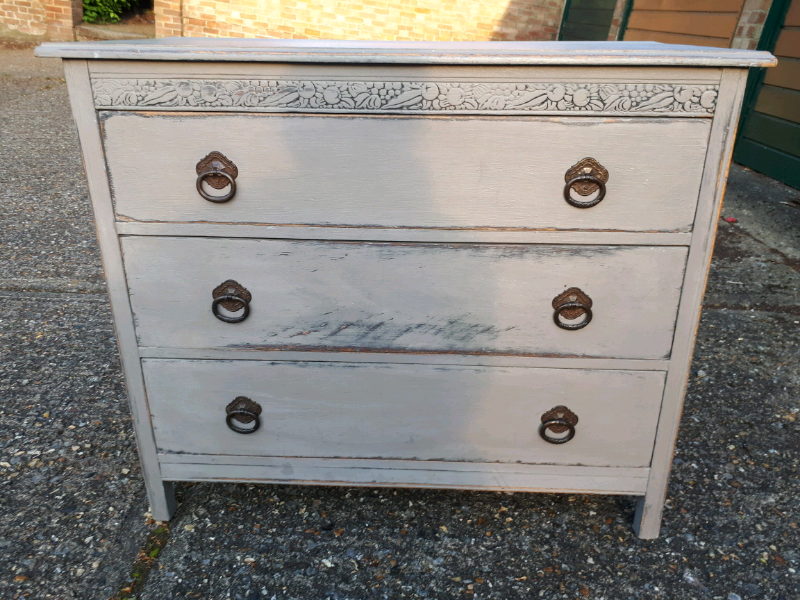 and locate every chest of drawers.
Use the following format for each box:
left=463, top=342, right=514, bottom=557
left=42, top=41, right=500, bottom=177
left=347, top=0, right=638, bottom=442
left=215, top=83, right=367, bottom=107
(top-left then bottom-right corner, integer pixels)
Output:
left=37, top=39, right=774, bottom=538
